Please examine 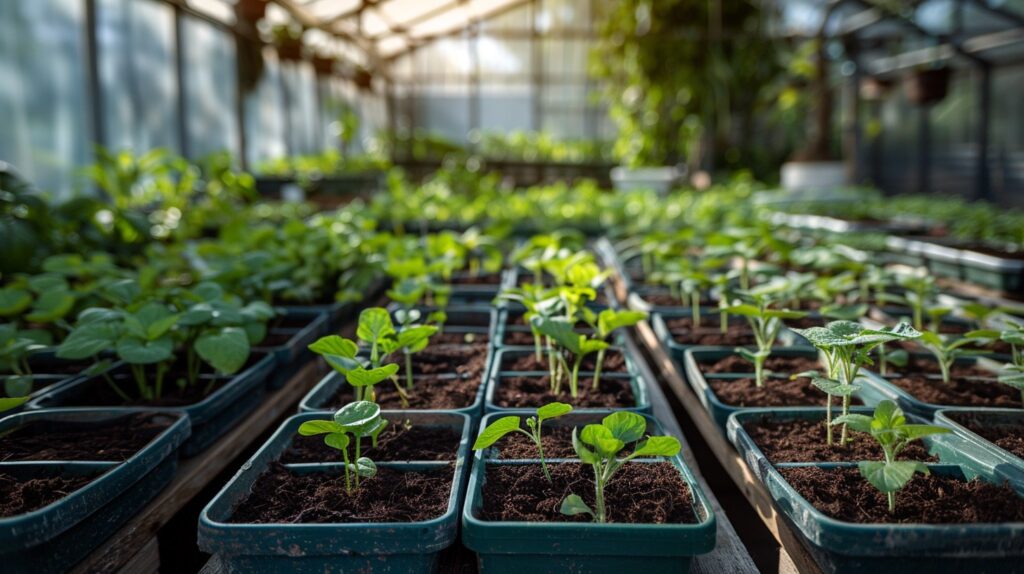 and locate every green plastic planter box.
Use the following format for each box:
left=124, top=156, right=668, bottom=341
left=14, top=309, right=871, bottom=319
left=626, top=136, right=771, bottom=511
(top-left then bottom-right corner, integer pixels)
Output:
left=0, top=408, right=190, bottom=572
left=255, top=308, right=330, bottom=390
left=198, top=411, right=471, bottom=573
left=931, top=408, right=1024, bottom=486
left=446, top=270, right=512, bottom=305
left=493, top=304, right=612, bottom=349
left=652, top=309, right=799, bottom=362
left=856, top=354, right=1005, bottom=418
left=298, top=371, right=486, bottom=421
left=682, top=346, right=842, bottom=432
left=387, top=303, right=496, bottom=345
left=485, top=347, right=650, bottom=415
left=462, top=413, right=716, bottom=573
left=28, top=352, right=275, bottom=457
